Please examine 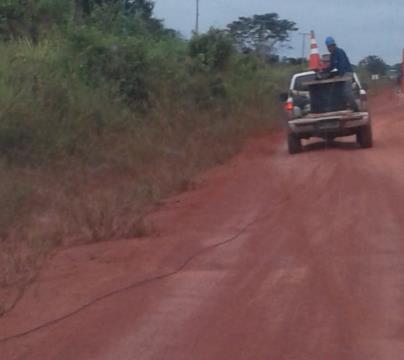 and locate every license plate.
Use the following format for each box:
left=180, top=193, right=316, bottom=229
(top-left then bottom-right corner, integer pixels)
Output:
left=318, top=121, right=340, bottom=129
